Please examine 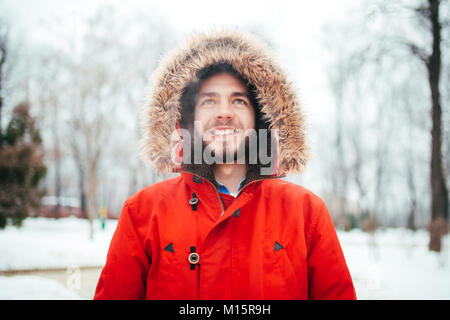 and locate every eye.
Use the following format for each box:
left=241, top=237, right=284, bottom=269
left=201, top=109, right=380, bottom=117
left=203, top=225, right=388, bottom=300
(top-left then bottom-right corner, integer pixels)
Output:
left=201, top=99, right=215, bottom=105
left=233, top=98, right=247, bottom=105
